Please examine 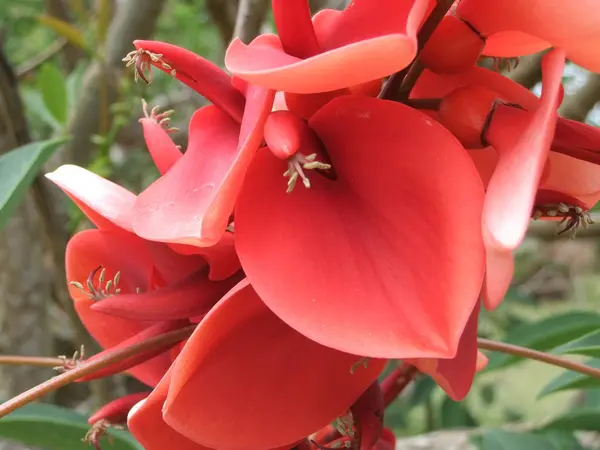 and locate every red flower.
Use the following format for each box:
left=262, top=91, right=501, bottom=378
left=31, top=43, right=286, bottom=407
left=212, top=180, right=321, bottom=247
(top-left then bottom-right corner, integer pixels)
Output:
left=46, top=165, right=240, bottom=385
left=225, top=0, right=430, bottom=94
left=413, top=49, right=600, bottom=309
